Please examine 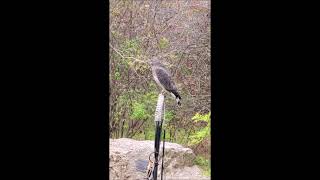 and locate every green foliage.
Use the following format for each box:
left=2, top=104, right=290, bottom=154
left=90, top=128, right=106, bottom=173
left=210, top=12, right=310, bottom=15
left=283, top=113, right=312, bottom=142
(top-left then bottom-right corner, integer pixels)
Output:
left=116, top=38, right=145, bottom=72
left=188, top=112, right=211, bottom=146
left=118, top=93, right=130, bottom=105
left=194, top=156, right=211, bottom=177
left=141, top=91, right=158, bottom=104
left=114, top=71, right=120, bottom=80
left=175, top=129, right=189, bottom=145
left=110, top=1, right=211, bottom=157
left=144, top=127, right=156, bottom=140
left=181, top=67, right=192, bottom=75
left=164, top=110, right=174, bottom=122
left=129, top=93, right=178, bottom=140
left=132, top=126, right=155, bottom=140
left=111, top=30, right=120, bottom=39
left=192, top=112, right=210, bottom=123
left=148, top=82, right=157, bottom=89
left=120, top=38, right=141, bottom=57
left=159, top=37, right=169, bottom=49
left=130, top=102, right=148, bottom=120
left=133, top=92, right=158, bottom=118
